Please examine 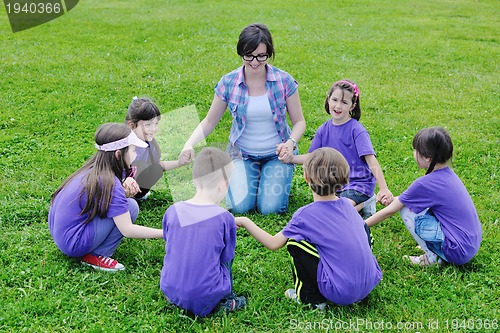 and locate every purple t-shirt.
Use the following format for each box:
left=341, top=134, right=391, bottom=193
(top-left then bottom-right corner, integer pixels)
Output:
left=48, top=172, right=129, bottom=257
left=282, top=199, right=382, bottom=305
left=309, top=118, right=376, bottom=196
left=399, top=167, right=482, bottom=265
left=132, top=138, right=163, bottom=189
left=160, top=202, right=236, bottom=317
